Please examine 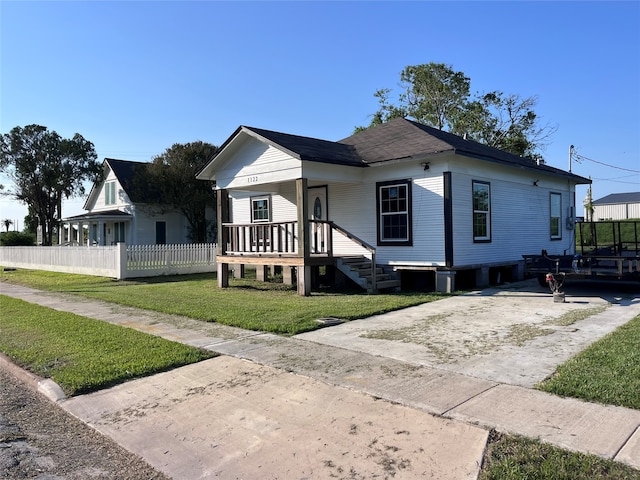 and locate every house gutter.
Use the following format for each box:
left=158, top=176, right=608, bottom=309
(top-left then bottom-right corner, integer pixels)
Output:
left=453, top=149, right=592, bottom=184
